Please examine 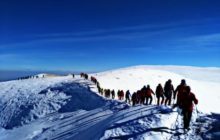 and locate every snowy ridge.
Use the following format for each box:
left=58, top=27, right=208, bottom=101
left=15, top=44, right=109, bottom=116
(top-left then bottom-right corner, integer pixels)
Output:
left=0, top=65, right=219, bottom=140
left=93, top=65, right=220, bottom=113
